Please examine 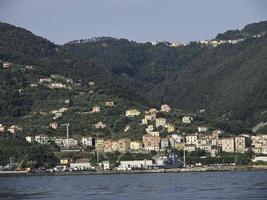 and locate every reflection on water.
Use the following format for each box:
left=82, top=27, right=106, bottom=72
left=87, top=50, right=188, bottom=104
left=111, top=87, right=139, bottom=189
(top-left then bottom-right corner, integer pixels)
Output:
left=0, top=190, right=46, bottom=199
left=0, top=171, right=267, bottom=200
